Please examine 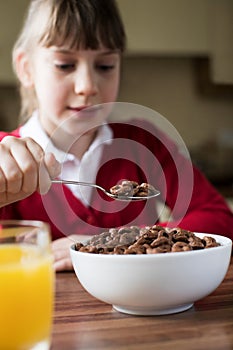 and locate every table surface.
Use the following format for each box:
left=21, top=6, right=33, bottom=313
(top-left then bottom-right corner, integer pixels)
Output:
left=51, top=257, right=233, bottom=350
